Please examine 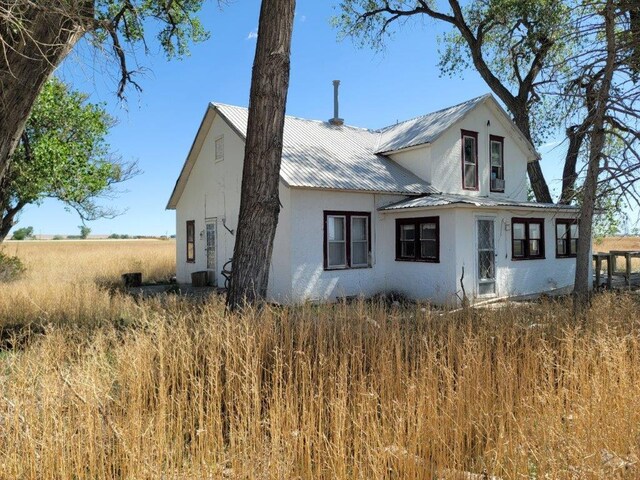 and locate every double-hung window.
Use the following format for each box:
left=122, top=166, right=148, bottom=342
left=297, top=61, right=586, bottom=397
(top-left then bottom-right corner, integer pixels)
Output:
left=396, top=217, right=439, bottom=262
left=186, top=220, right=195, bottom=263
left=324, top=211, right=371, bottom=269
left=512, top=218, right=545, bottom=260
left=490, top=135, right=505, bottom=192
left=556, top=219, right=579, bottom=257
left=461, top=130, right=479, bottom=190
